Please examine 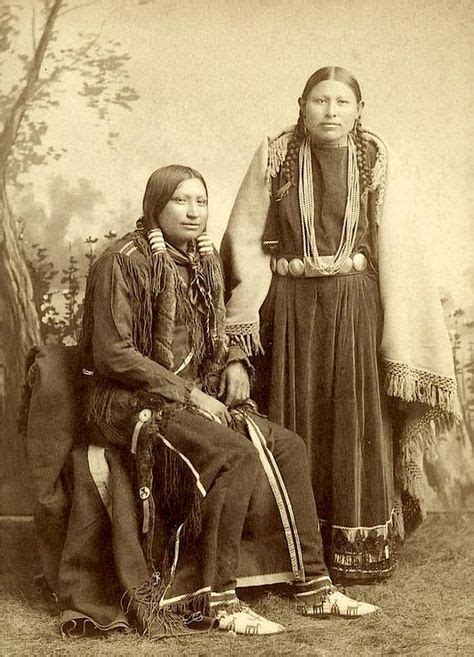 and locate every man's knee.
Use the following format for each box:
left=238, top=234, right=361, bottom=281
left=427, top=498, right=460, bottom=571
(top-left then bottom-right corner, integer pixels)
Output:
left=232, top=435, right=260, bottom=472
left=276, top=427, right=307, bottom=457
